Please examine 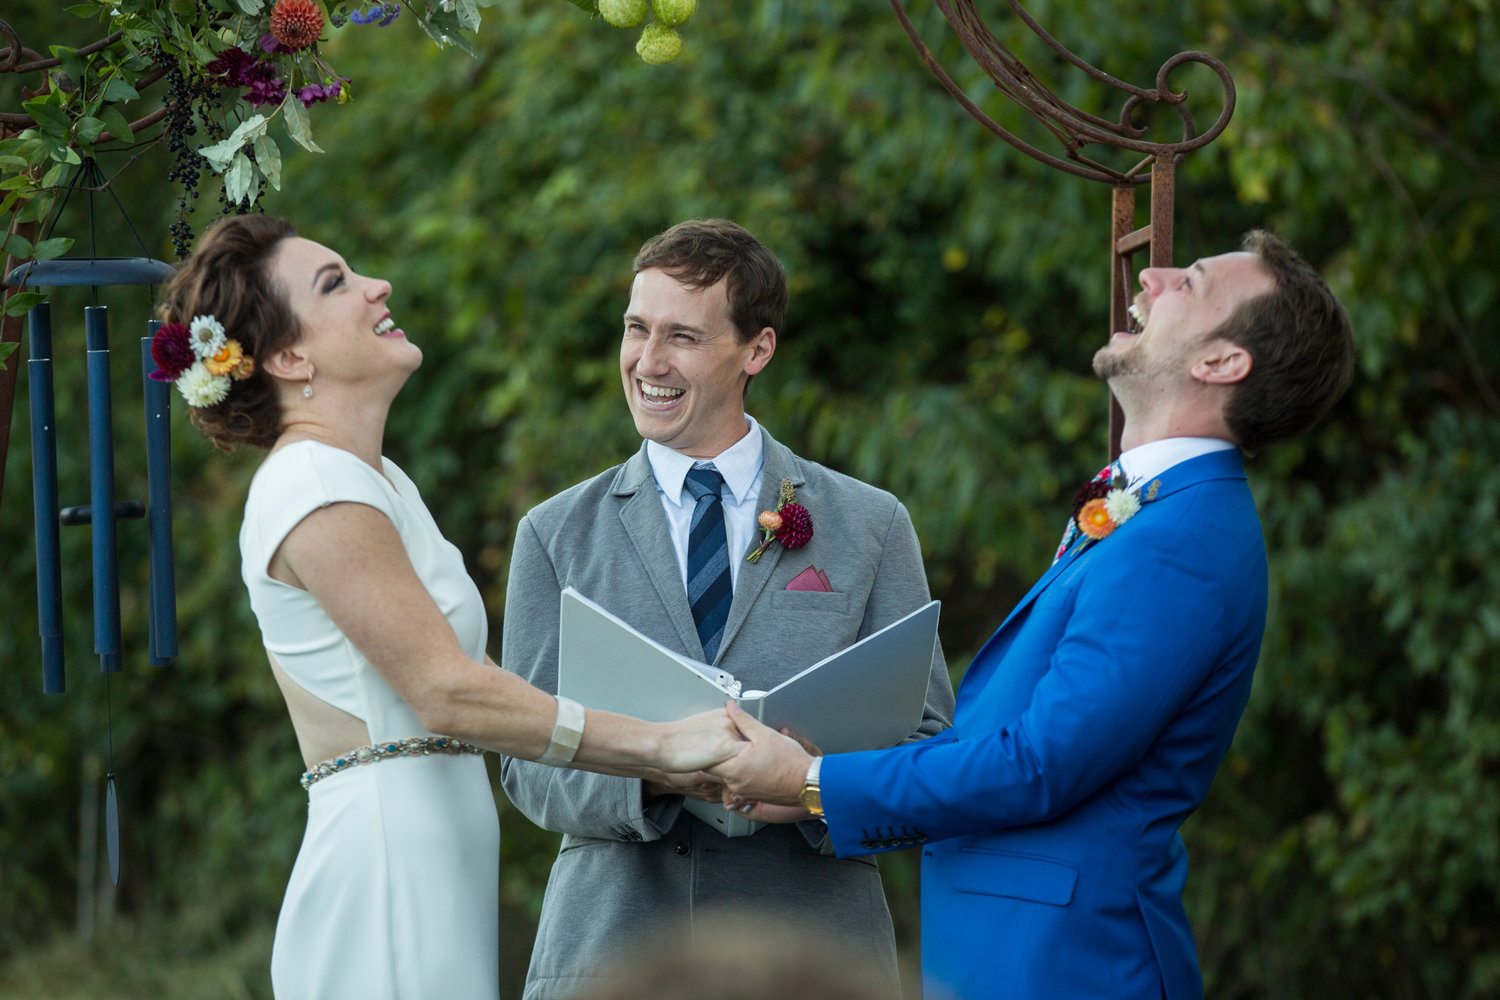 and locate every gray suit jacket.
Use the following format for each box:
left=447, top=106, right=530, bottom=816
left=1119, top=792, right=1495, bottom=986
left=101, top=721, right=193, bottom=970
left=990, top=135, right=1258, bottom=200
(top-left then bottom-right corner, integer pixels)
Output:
left=499, top=426, right=954, bottom=1000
